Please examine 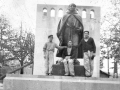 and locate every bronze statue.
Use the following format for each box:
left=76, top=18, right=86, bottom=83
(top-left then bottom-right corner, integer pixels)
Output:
left=56, top=3, right=84, bottom=58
